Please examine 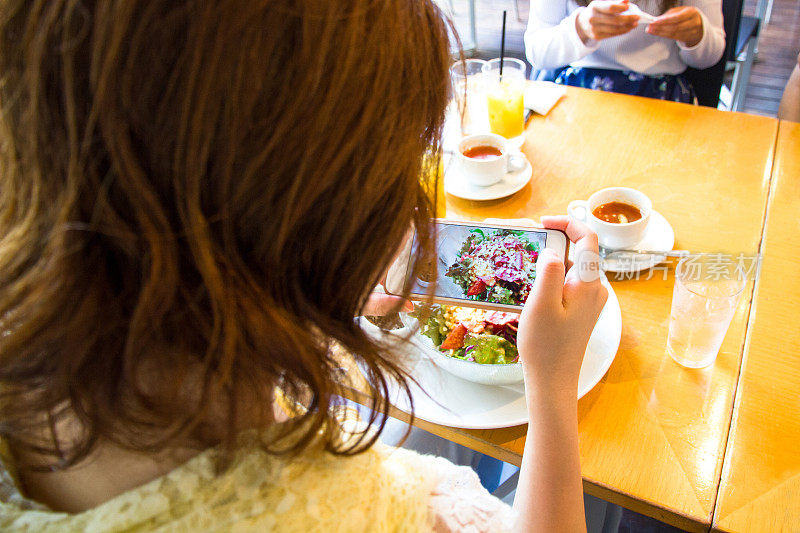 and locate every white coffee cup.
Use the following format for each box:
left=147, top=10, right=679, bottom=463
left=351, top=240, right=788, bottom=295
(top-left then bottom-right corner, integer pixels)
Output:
left=567, top=187, right=652, bottom=250
left=456, top=133, right=526, bottom=187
